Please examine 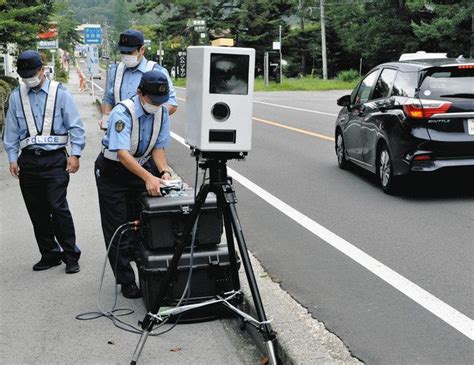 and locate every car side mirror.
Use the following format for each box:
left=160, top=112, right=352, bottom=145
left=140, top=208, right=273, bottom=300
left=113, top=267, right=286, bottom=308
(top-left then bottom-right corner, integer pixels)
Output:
left=337, top=95, right=351, bottom=107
